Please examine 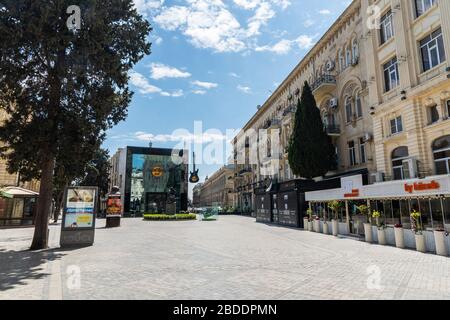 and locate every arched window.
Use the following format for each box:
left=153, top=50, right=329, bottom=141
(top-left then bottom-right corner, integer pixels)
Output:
left=433, top=135, right=450, bottom=175
left=392, top=147, right=409, bottom=180
left=345, top=96, right=353, bottom=123
left=352, top=38, right=359, bottom=62
left=355, top=92, right=363, bottom=118
left=345, top=46, right=352, bottom=67
left=338, top=49, right=344, bottom=71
